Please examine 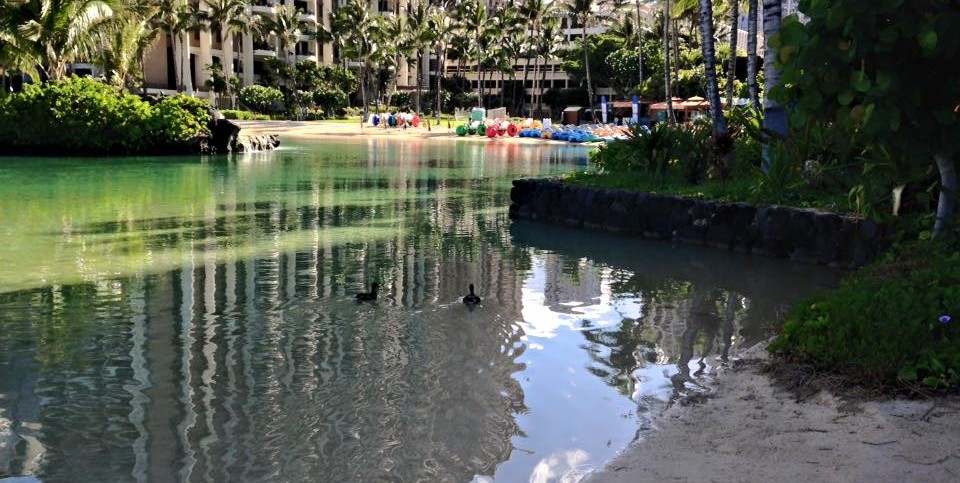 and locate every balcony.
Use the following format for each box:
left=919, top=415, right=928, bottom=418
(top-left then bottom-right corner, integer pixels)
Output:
left=253, top=48, right=277, bottom=58
left=251, top=1, right=274, bottom=15
left=295, top=54, right=318, bottom=62
left=298, top=13, right=317, bottom=23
